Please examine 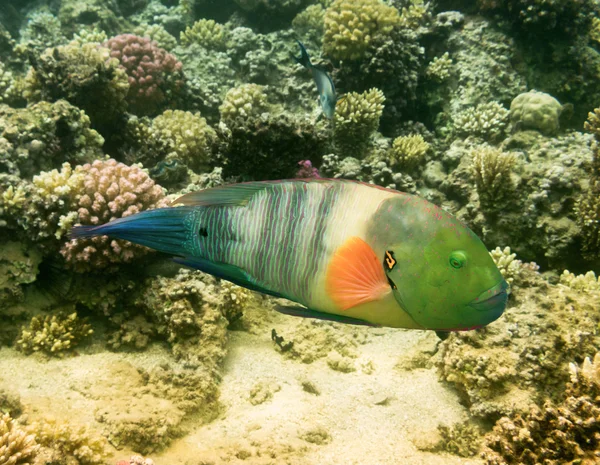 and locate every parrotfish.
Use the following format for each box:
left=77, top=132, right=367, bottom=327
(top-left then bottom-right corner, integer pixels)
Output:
left=70, top=179, right=508, bottom=331
left=293, top=41, right=337, bottom=119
